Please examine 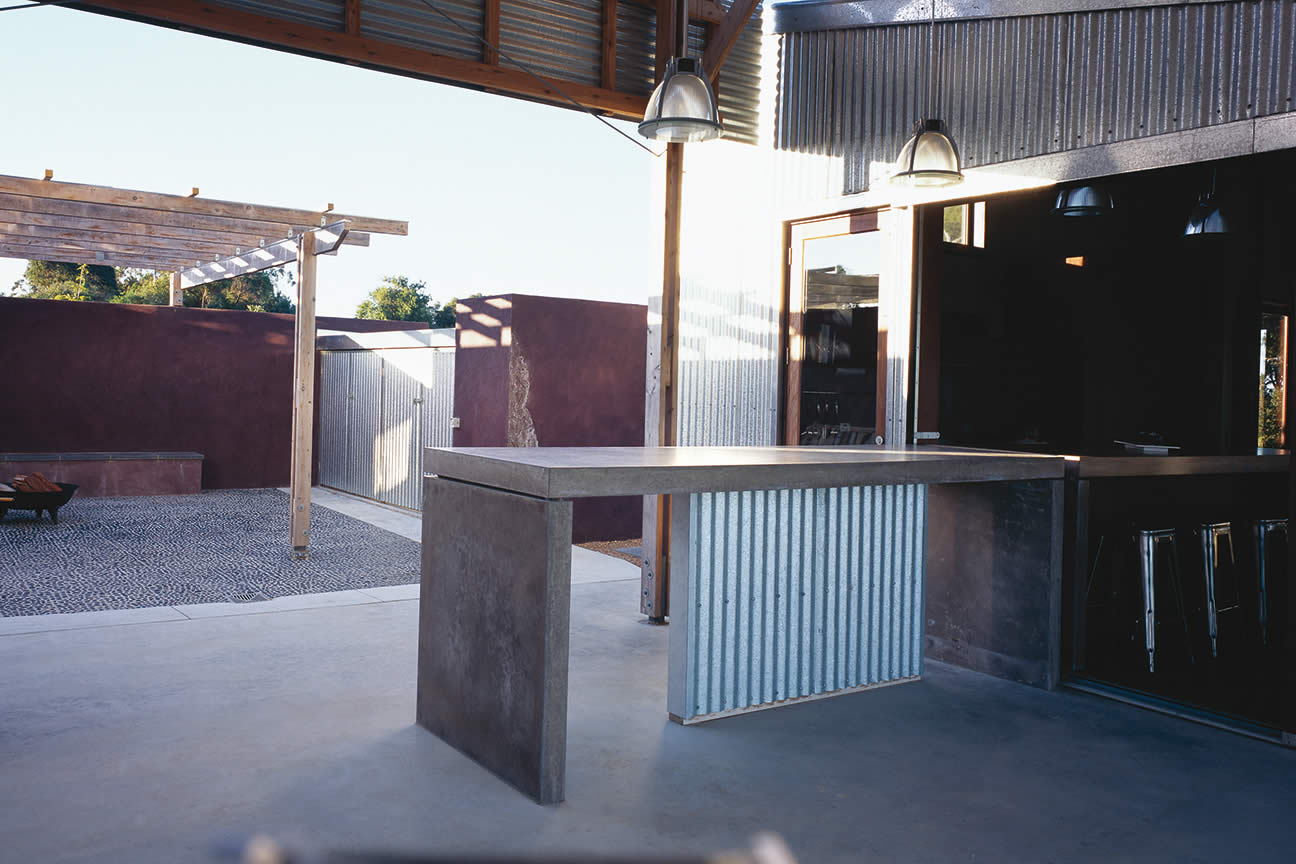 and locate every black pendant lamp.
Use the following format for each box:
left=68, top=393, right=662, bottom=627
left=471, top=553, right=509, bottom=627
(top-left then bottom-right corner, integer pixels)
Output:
left=1184, top=168, right=1229, bottom=236
left=891, top=5, right=963, bottom=187
left=1052, top=185, right=1114, bottom=217
left=638, top=0, right=723, bottom=143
